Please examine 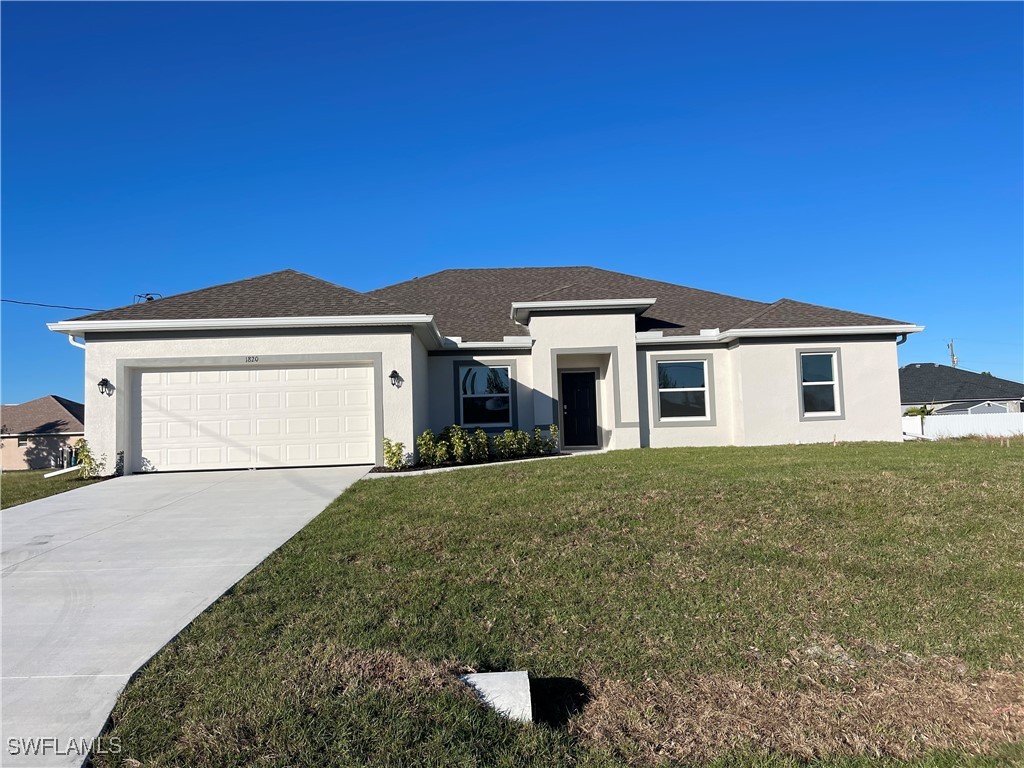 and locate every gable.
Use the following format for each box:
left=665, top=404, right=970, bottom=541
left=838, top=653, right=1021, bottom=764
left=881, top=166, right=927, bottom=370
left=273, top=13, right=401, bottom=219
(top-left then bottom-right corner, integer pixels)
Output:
left=1, top=395, right=85, bottom=435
